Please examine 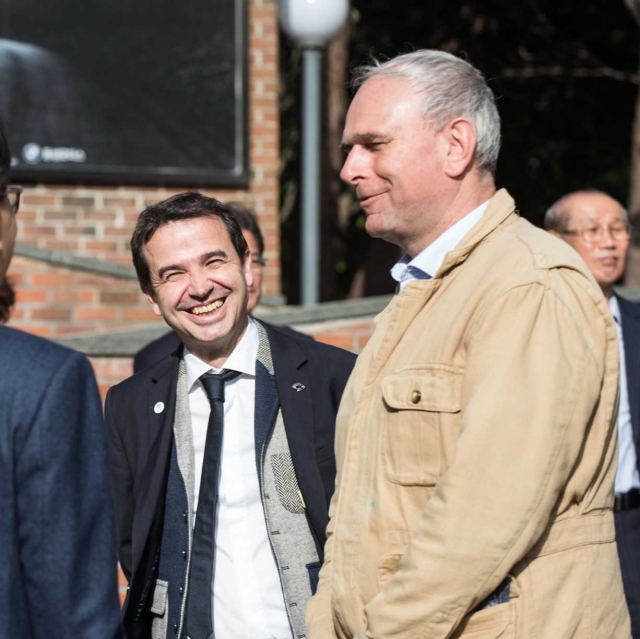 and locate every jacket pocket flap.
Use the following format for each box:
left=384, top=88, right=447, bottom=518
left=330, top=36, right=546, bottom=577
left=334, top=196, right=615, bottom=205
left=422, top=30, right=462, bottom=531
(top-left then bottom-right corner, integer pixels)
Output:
left=150, top=579, right=168, bottom=616
left=382, top=365, right=462, bottom=412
